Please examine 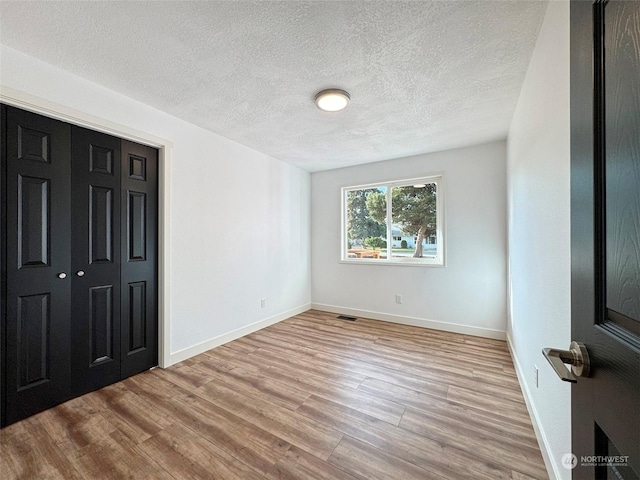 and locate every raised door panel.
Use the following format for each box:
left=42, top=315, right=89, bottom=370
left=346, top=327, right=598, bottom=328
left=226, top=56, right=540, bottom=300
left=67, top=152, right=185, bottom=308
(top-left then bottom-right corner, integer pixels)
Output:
left=16, top=293, right=50, bottom=390
left=120, top=140, right=158, bottom=378
left=70, top=126, right=122, bottom=397
left=128, top=281, right=147, bottom=353
left=3, top=106, right=72, bottom=426
left=89, top=285, right=114, bottom=365
left=90, top=186, right=114, bottom=264
left=18, top=176, right=49, bottom=268
left=128, top=191, right=146, bottom=261
left=128, top=154, right=146, bottom=181
left=89, top=144, right=113, bottom=175
left=605, top=0, right=640, bottom=331
left=17, top=125, right=50, bottom=163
